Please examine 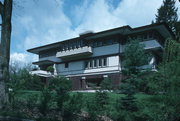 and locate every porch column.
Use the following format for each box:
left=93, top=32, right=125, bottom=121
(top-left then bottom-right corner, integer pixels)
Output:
left=81, top=77, right=87, bottom=89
